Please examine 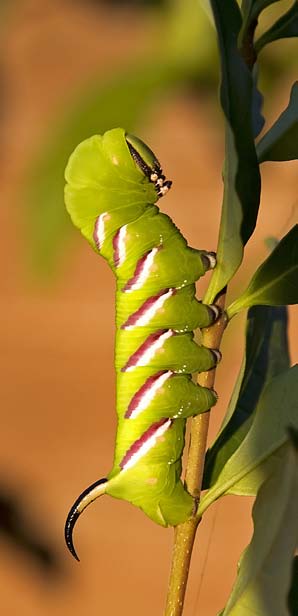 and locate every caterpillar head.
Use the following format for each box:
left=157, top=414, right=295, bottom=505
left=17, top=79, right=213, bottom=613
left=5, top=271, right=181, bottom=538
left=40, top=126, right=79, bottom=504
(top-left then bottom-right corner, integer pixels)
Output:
left=64, top=128, right=172, bottom=250
left=126, top=133, right=172, bottom=198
